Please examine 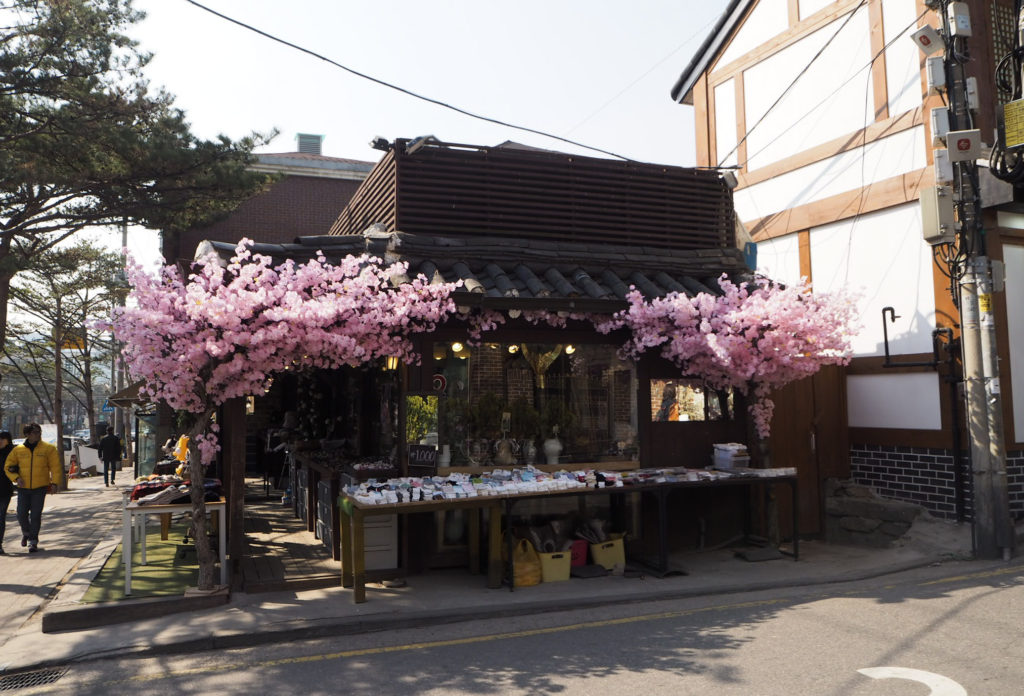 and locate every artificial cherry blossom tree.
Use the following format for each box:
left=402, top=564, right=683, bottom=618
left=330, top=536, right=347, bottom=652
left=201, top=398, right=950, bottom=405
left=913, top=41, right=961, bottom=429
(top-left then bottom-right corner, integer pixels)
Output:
left=106, top=240, right=459, bottom=590
left=611, top=275, right=859, bottom=441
